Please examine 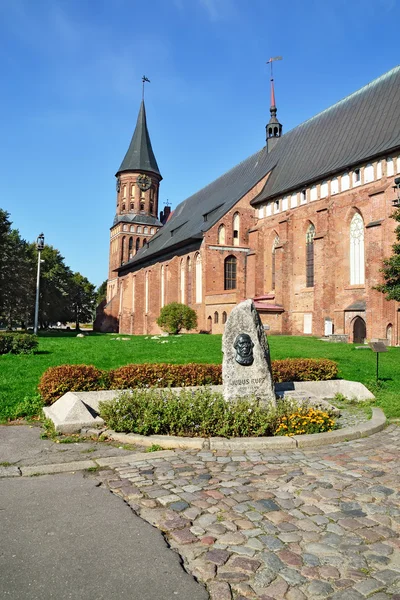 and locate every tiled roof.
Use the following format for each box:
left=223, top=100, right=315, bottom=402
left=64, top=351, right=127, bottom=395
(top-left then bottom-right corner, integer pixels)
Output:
left=113, top=214, right=162, bottom=227
left=119, top=66, right=400, bottom=271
